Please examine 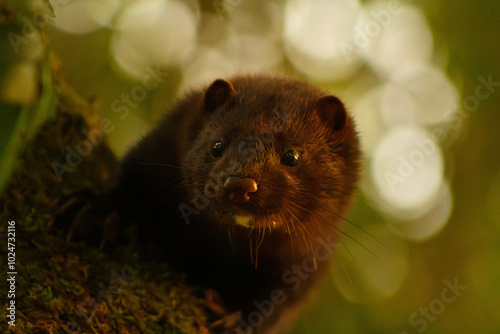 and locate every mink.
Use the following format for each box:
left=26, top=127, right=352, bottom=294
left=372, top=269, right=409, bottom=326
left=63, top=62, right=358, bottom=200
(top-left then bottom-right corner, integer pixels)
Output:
left=59, top=74, right=361, bottom=333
